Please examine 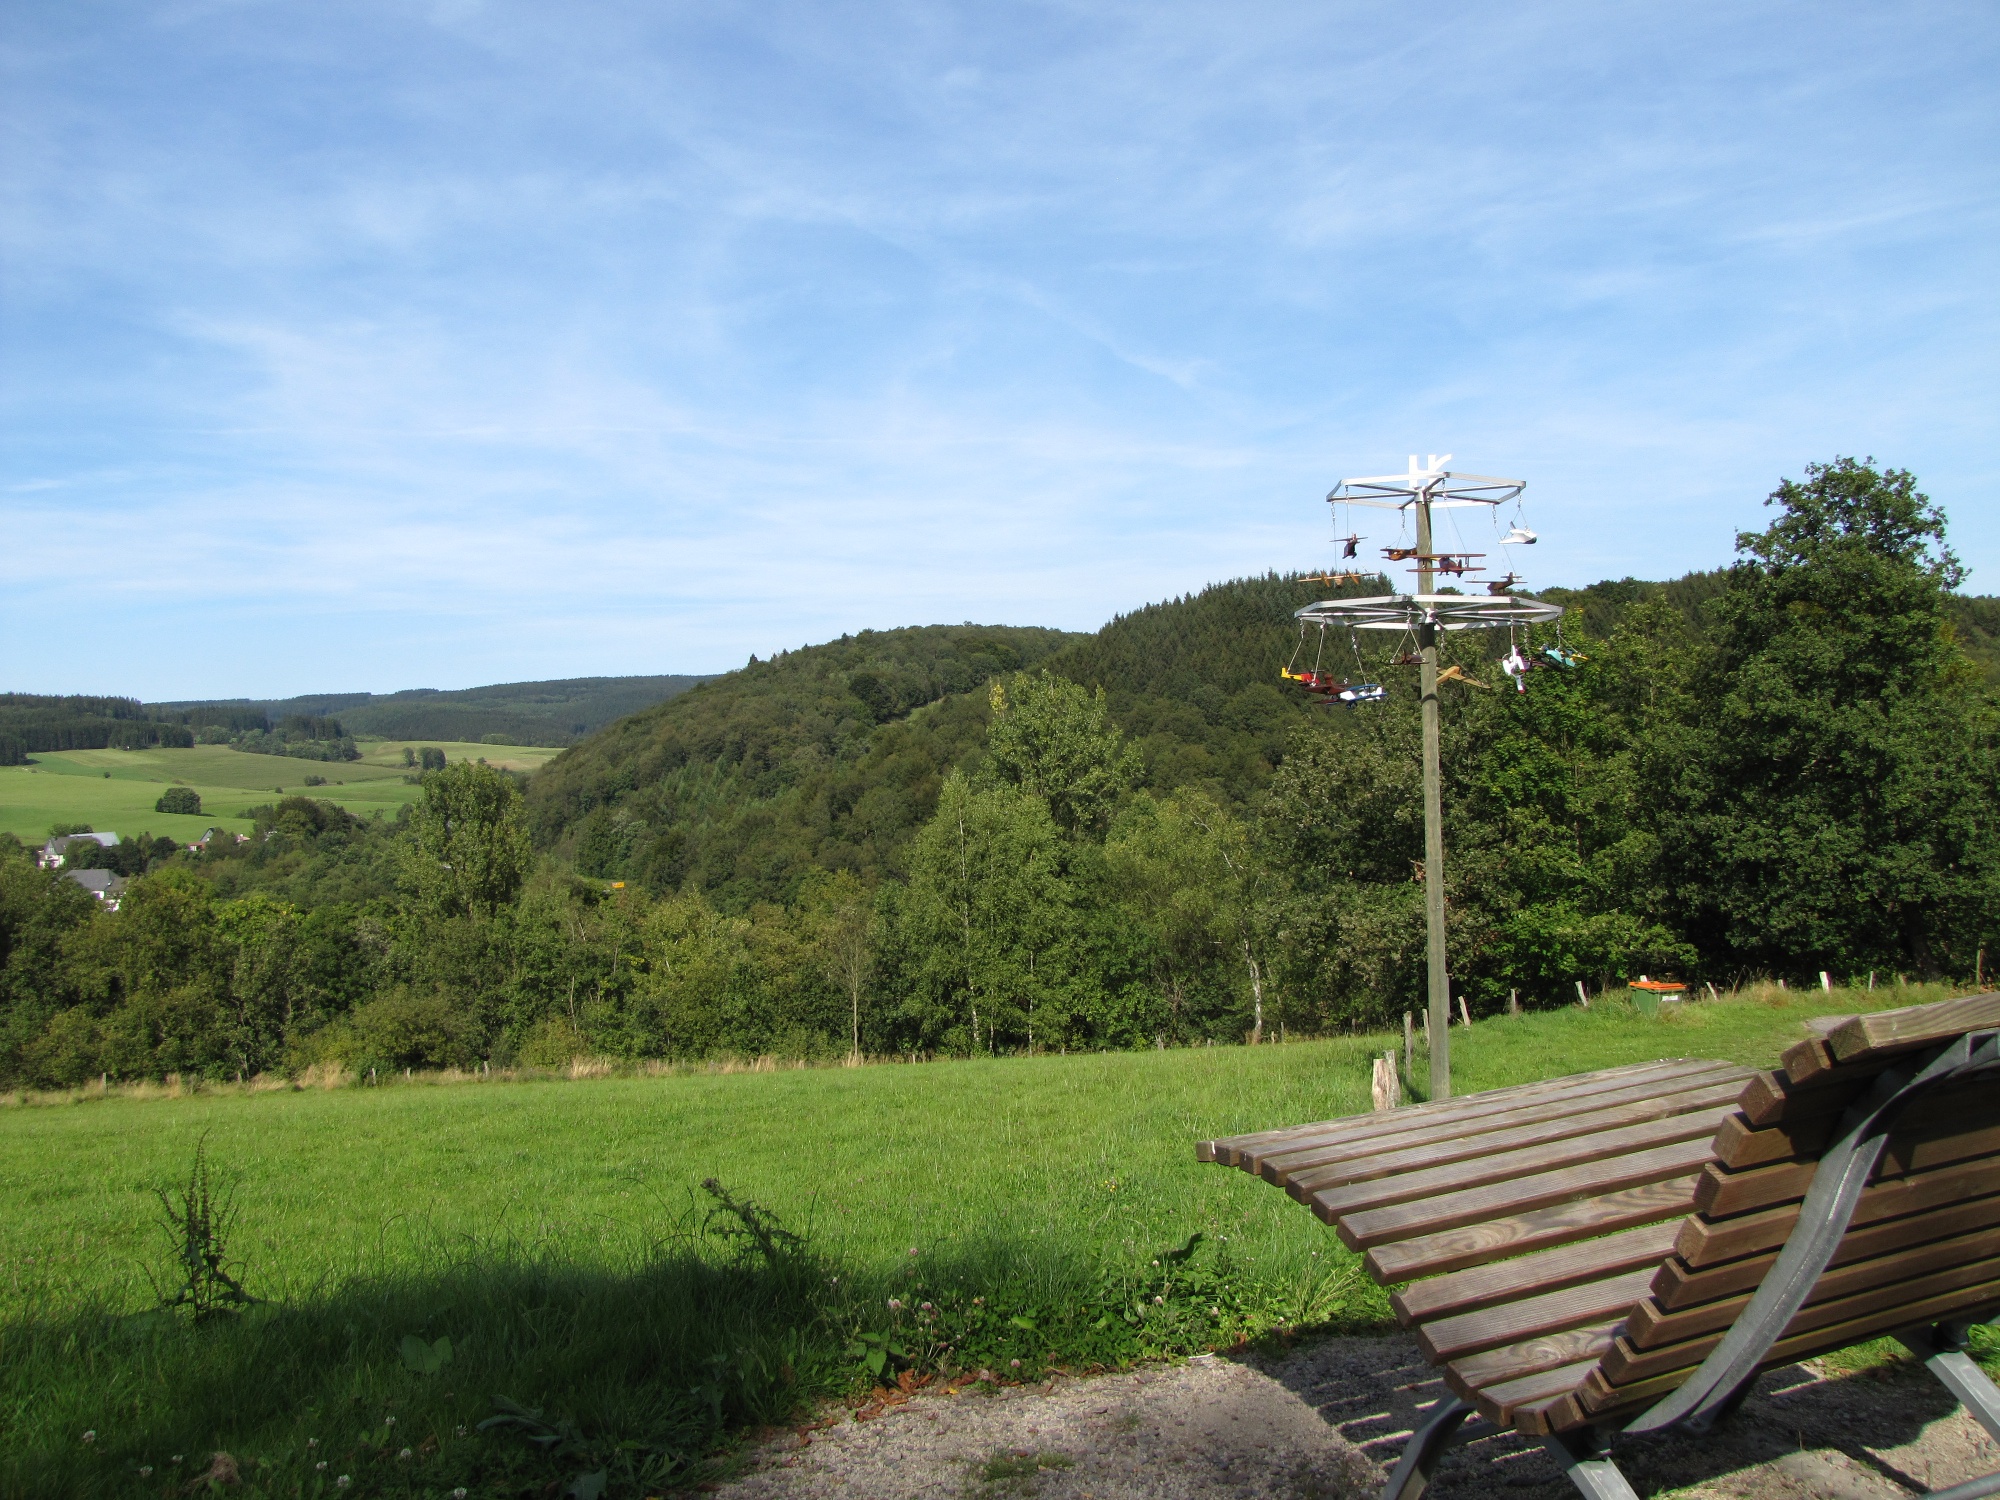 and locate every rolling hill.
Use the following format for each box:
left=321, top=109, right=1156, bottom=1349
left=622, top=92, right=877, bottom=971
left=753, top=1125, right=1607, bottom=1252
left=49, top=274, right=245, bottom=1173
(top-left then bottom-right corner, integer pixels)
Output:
left=152, top=674, right=714, bottom=747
